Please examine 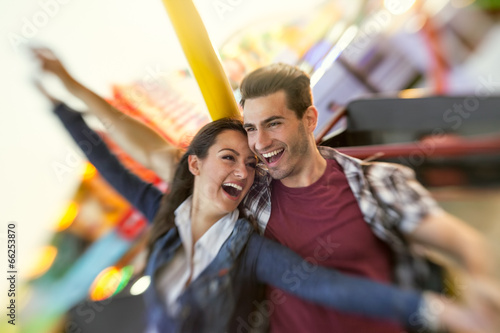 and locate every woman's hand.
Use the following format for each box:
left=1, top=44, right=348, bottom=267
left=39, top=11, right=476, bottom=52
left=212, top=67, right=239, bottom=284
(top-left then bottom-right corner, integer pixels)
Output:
left=31, top=47, right=77, bottom=89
